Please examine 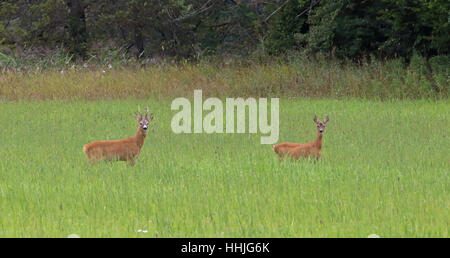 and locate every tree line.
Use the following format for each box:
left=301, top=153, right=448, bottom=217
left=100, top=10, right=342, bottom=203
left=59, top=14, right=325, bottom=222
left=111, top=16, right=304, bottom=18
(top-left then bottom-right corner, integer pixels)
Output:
left=0, top=0, right=448, bottom=62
